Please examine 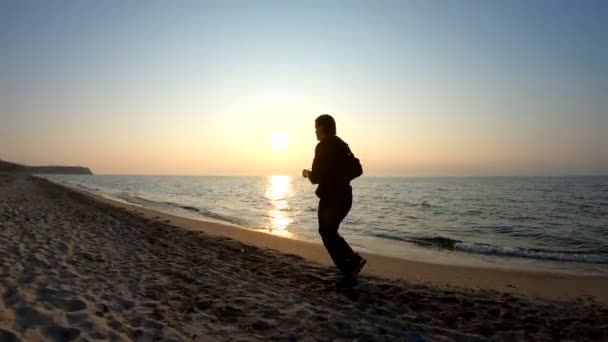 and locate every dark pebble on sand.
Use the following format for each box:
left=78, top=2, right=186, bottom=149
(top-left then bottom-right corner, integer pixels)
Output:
left=94, top=303, right=109, bottom=317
